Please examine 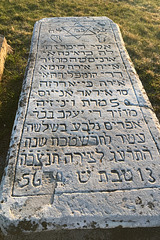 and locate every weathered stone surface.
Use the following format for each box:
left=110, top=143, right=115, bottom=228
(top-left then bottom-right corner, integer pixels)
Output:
left=0, top=35, right=7, bottom=80
left=0, top=17, right=160, bottom=238
left=0, top=35, right=11, bottom=81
